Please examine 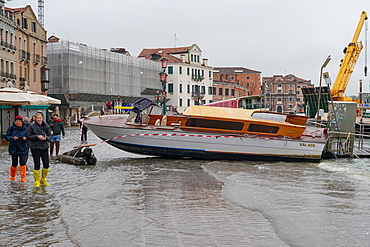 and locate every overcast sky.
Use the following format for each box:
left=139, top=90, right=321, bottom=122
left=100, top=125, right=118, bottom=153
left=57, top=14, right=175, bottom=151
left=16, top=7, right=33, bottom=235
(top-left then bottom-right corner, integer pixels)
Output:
left=6, top=0, right=370, bottom=95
